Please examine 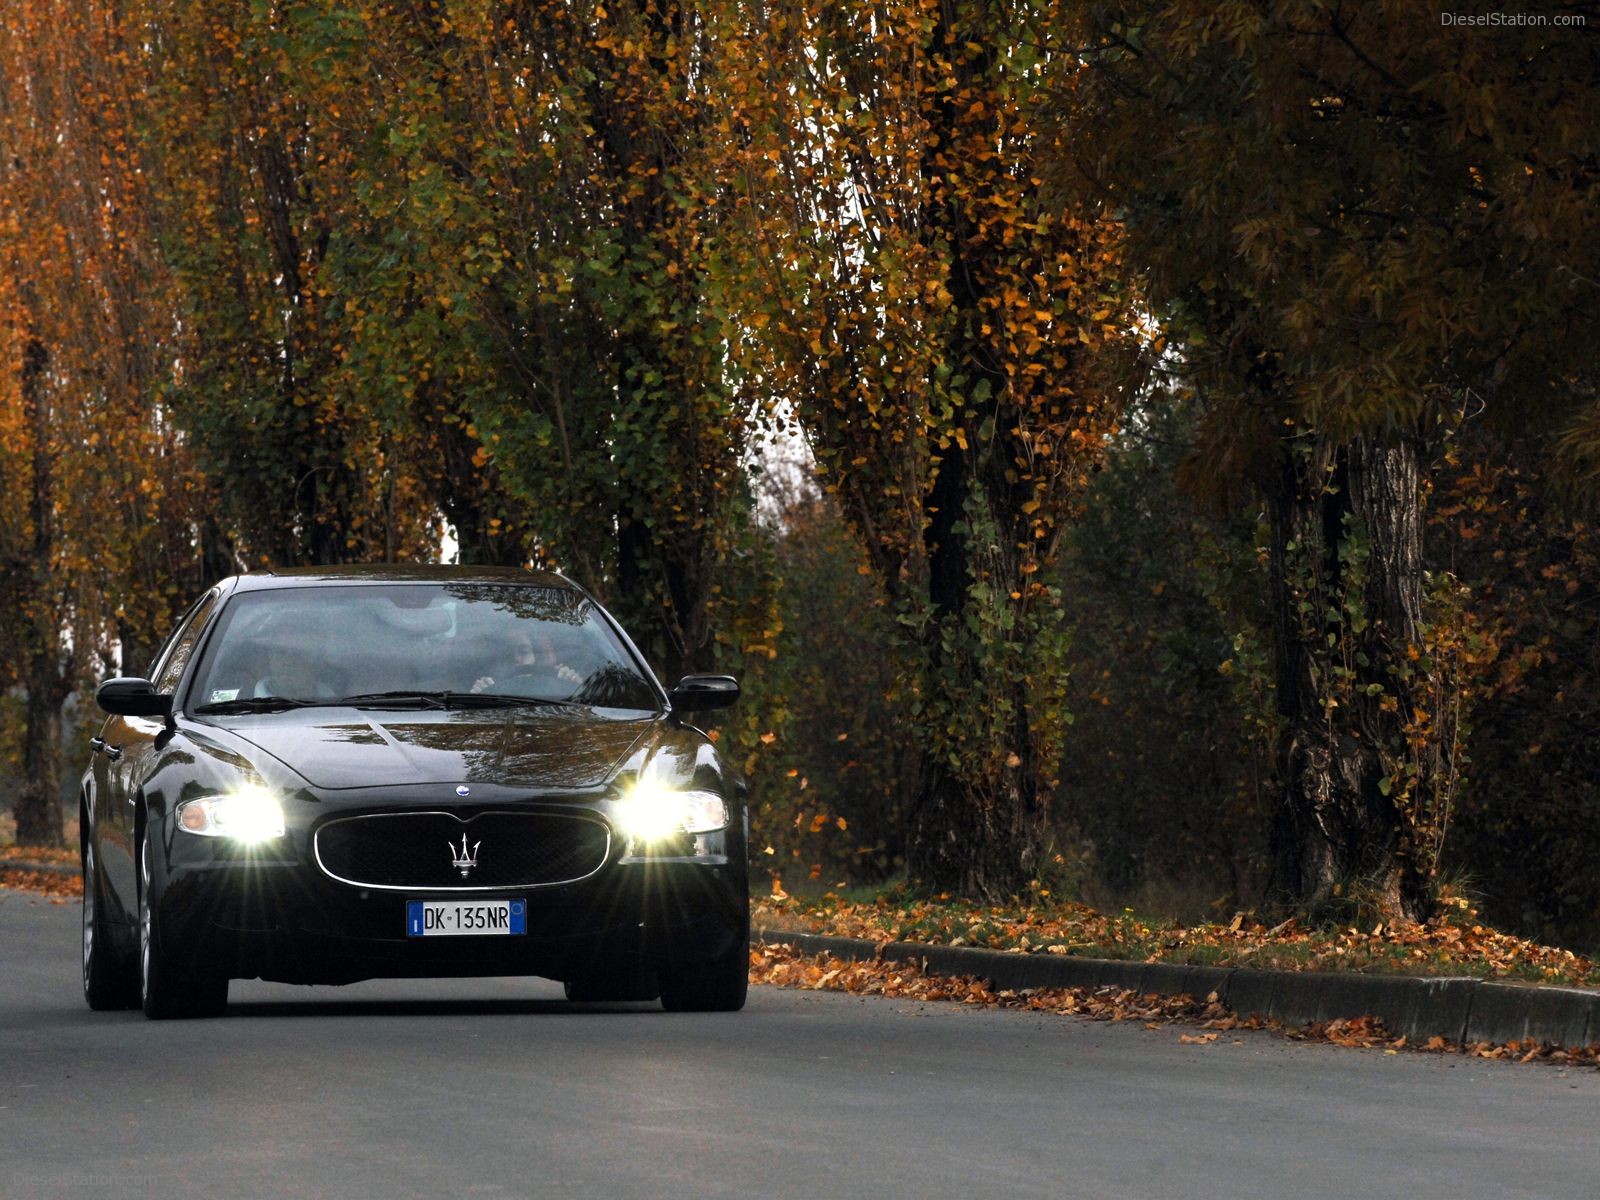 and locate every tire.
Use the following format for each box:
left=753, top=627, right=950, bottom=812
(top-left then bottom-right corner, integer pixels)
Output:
left=563, top=970, right=660, bottom=1004
left=138, top=839, right=228, bottom=1020
left=658, top=947, right=749, bottom=1013
left=82, top=842, right=139, bottom=1011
